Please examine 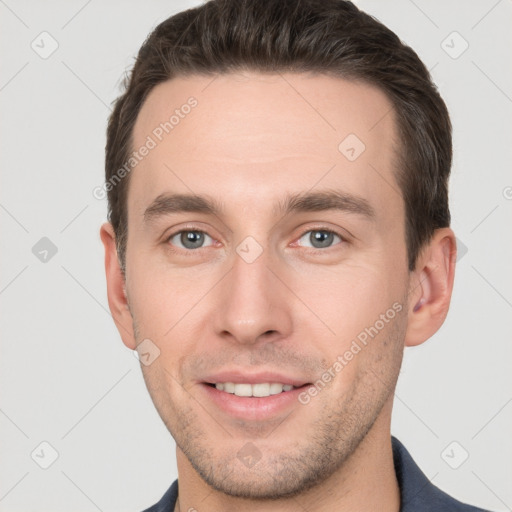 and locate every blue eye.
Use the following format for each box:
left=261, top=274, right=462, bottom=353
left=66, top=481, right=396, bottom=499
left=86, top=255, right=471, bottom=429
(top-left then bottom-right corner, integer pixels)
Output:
left=165, top=228, right=344, bottom=253
left=167, top=230, right=214, bottom=250
left=297, top=229, right=343, bottom=249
